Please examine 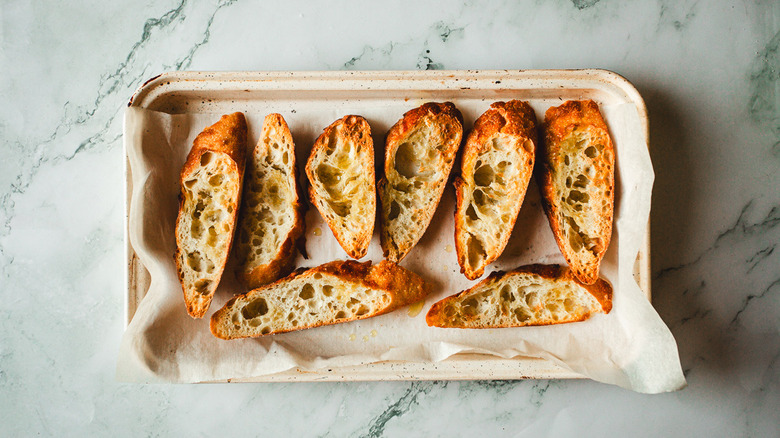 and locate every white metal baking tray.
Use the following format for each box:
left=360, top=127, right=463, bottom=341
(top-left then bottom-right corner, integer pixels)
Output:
left=124, top=70, right=651, bottom=381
